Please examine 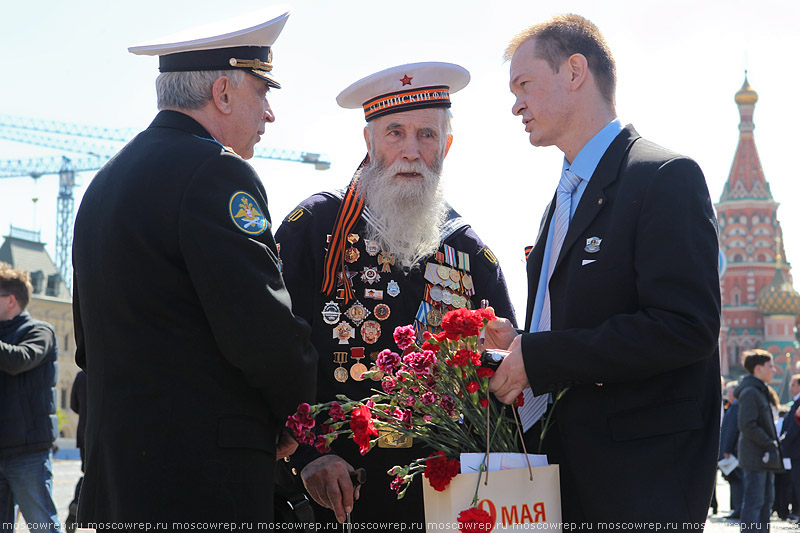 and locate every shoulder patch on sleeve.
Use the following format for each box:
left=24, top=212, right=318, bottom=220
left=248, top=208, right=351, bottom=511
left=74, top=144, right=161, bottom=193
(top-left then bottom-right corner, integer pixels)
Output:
left=479, top=246, right=499, bottom=266
left=282, top=205, right=312, bottom=226
left=229, top=191, right=269, bottom=235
